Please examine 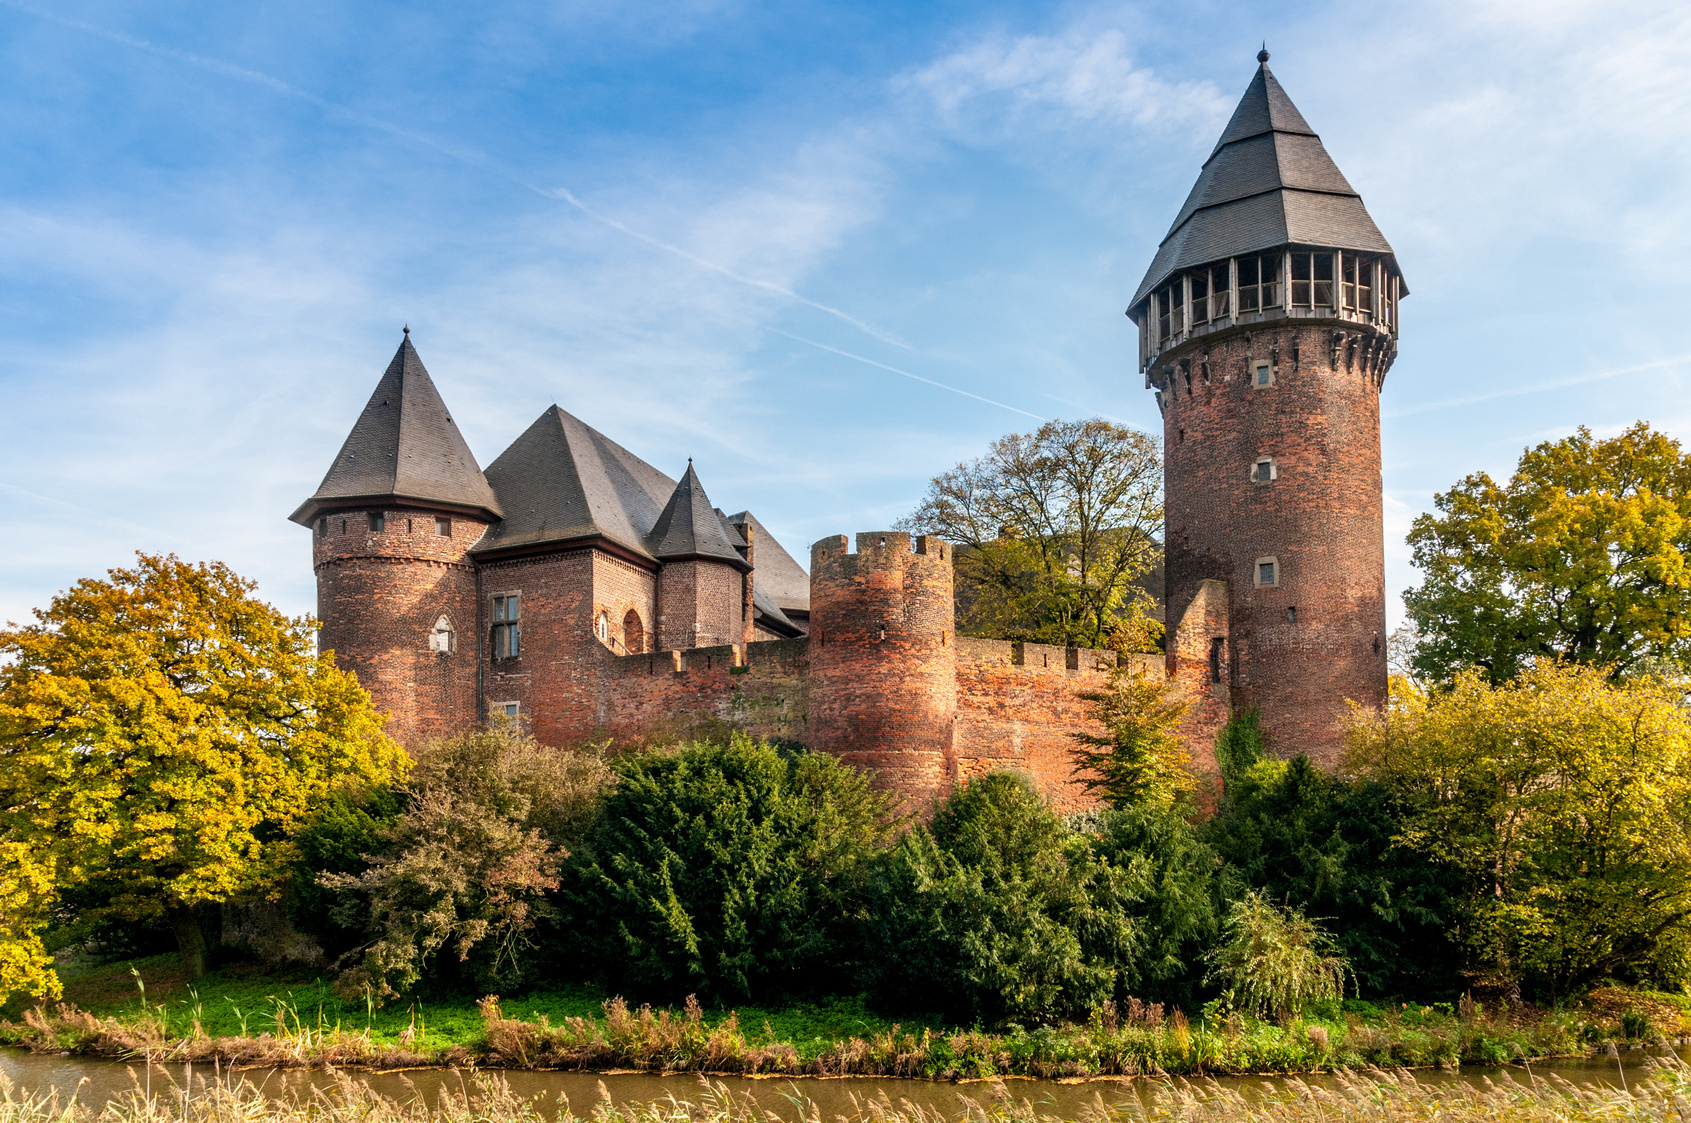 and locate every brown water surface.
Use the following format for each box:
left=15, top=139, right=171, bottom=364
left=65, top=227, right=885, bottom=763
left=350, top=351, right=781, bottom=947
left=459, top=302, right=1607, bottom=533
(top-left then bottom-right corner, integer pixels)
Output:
left=0, top=1047, right=1677, bottom=1119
